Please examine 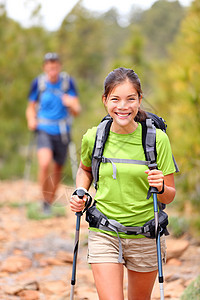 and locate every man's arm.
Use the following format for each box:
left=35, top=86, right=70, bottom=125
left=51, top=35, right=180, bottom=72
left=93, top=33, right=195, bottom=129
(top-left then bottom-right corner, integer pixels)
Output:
left=26, top=101, right=38, bottom=131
